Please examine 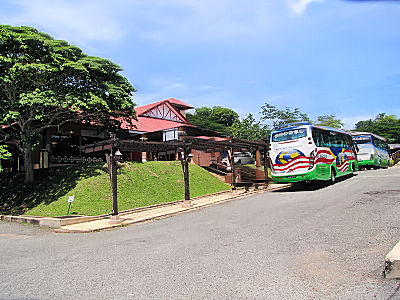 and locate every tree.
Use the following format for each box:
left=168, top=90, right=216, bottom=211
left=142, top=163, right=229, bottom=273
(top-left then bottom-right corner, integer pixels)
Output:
left=260, top=103, right=310, bottom=128
left=355, top=113, right=400, bottom=143
left=0, top=25, right=136, bottom=183
left=229, top=113, right=270, bottom=140
left=212, top=106, right=239, bottom=127
left=187, top=106, right=239, bottom=134
left=314, top=114, right=344, bottom=129
left=354, top=119, right=374, bottom=133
